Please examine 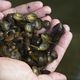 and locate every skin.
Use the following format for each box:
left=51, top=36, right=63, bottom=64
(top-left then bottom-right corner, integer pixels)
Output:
left=0, top=0, right=11, bottom=19
left=0, top=1, right=73, bottom=80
